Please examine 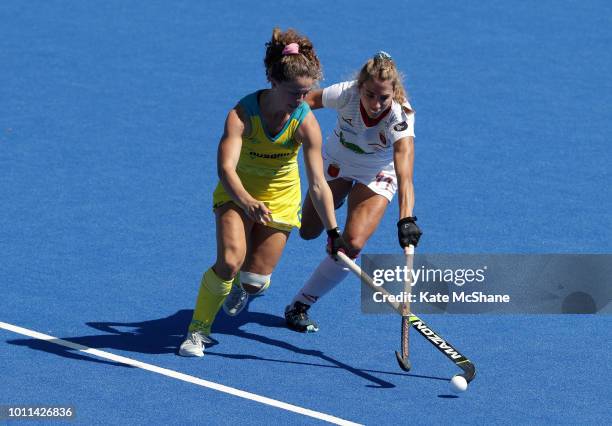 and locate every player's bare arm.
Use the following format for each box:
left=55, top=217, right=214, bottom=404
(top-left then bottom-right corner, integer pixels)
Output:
left=217, top=105, right=271, bottom=224
left=393, top=136, right=415, bottom=219
left=297, top=111, right=338, bottom=231
left=393, top=135, right=422, bottom=248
